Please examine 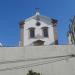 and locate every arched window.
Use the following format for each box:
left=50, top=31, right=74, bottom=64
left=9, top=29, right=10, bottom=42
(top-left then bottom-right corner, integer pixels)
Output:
left=42, top=27, right=48, bottom=37
left=33, top=40, right=44, bottom=46
left=29, top=27, right=35, bottom=38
